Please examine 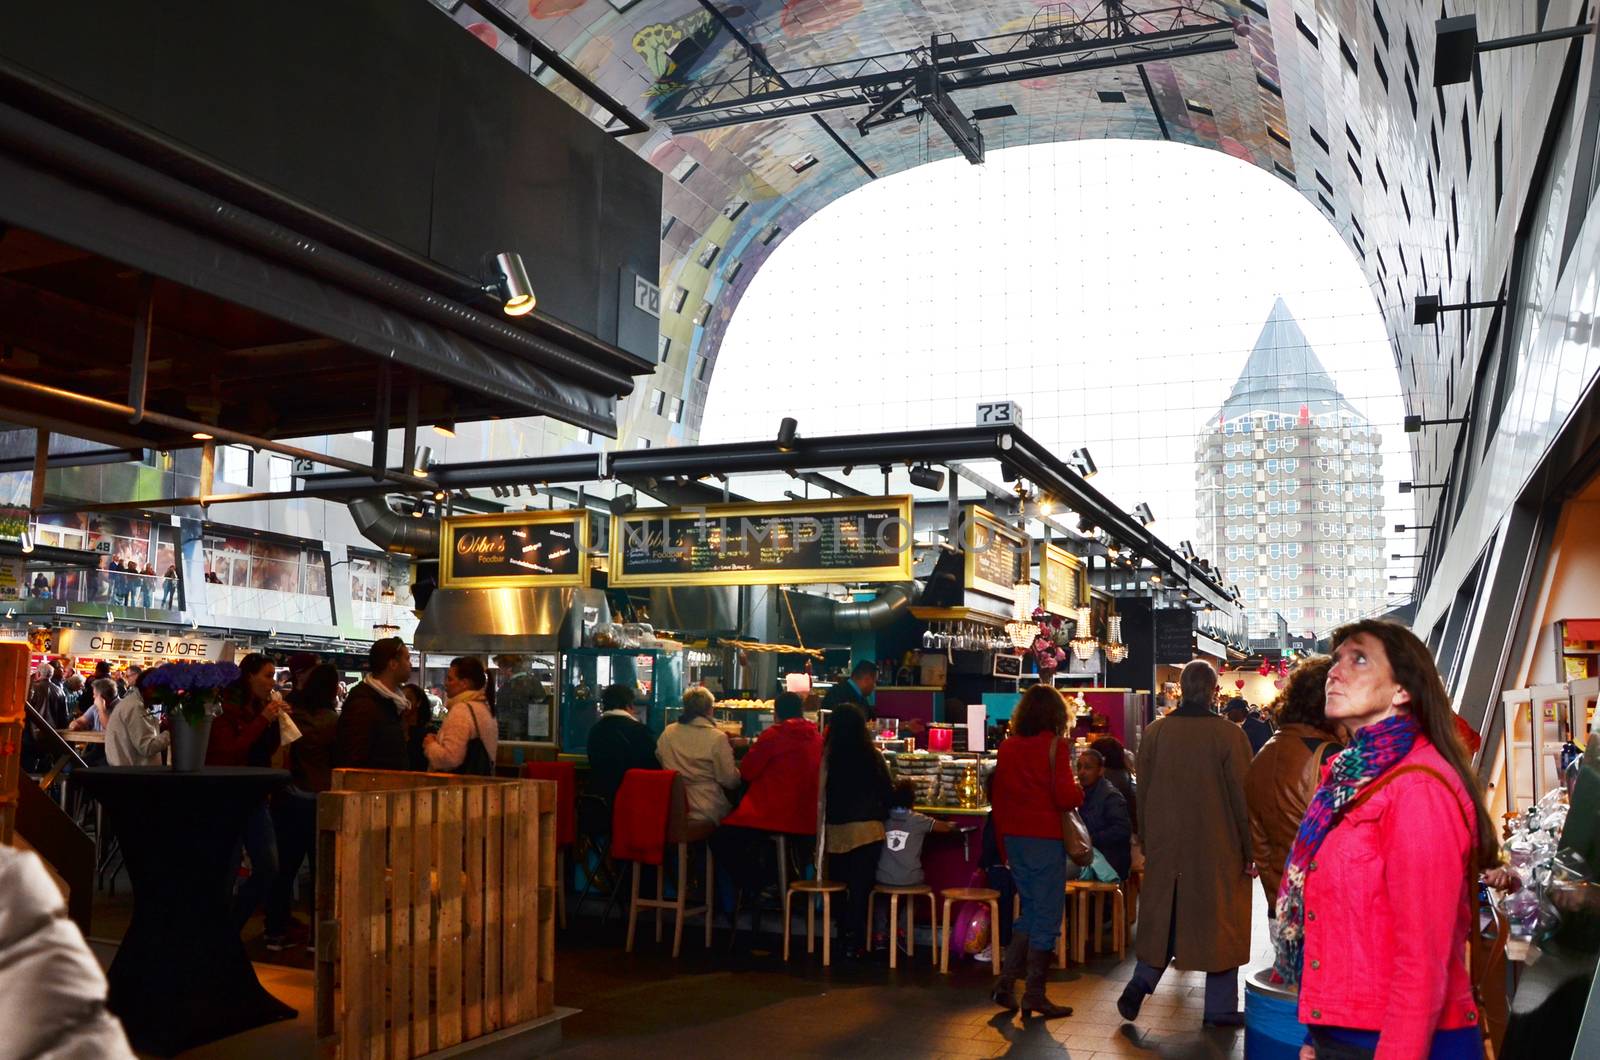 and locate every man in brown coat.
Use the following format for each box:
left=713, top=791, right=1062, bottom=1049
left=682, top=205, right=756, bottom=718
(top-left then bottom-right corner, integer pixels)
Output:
left=1118, top=659, right=1254, bottom=1027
